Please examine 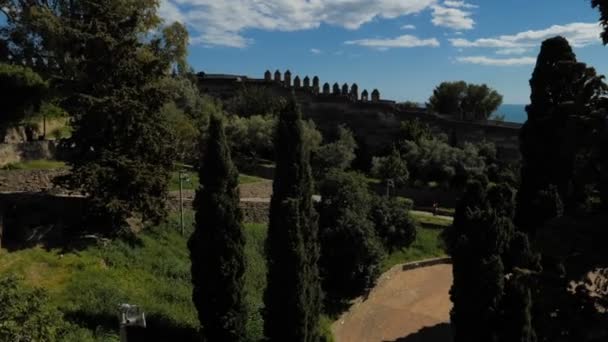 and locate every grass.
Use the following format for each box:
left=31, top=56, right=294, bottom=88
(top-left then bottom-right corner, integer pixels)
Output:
left=0, top=207, right=448, bottom=340
left=2, top=159, right=66, bottom=170
left=169, top=171, right=266, bottom=191
left=381, top=211, right=451, bottom=272
left=0, top=212, right=268, bottom=341
left=410, top=211, right=453, bottom=229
